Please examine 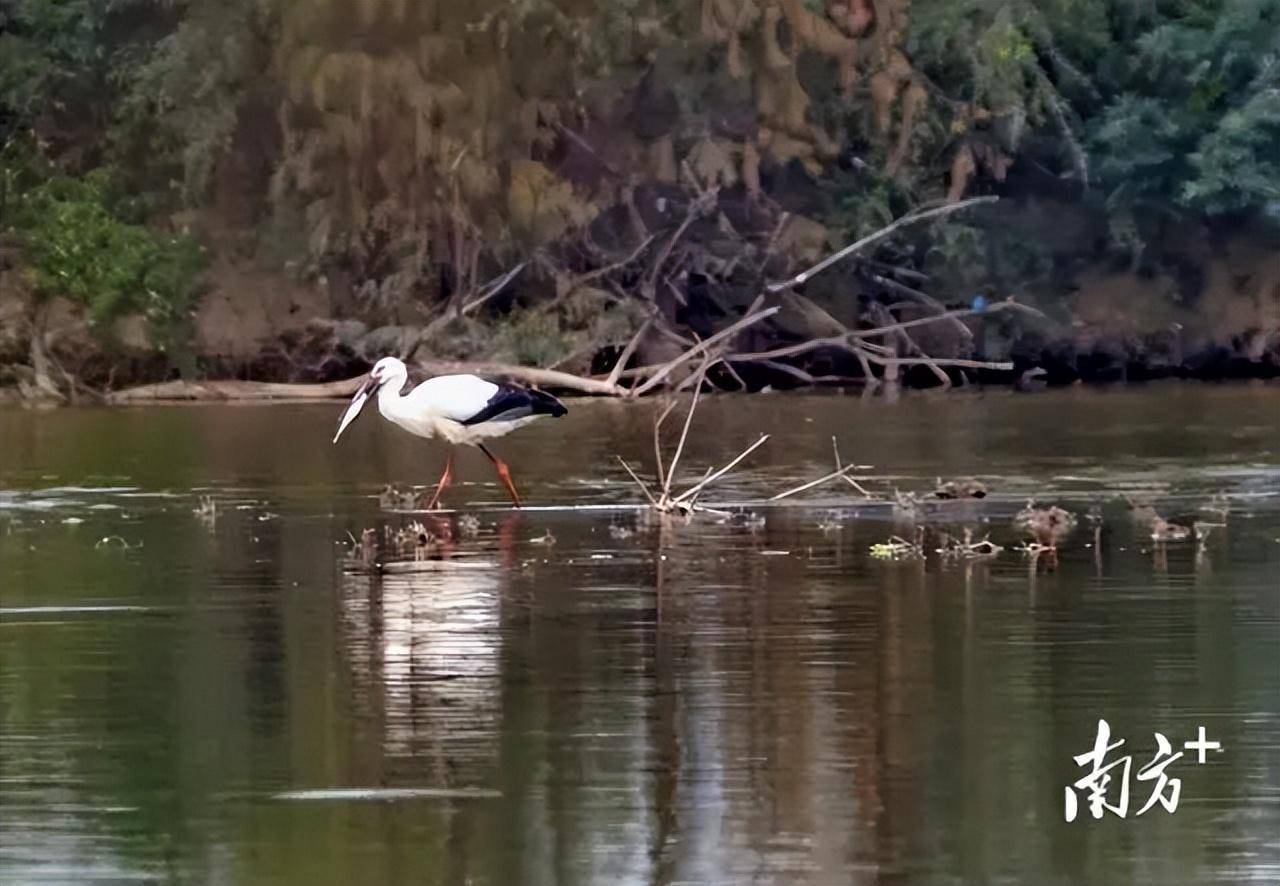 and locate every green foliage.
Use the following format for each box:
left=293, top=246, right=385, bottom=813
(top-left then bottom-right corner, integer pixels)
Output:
left=822, top=169, right=913, bottom=241
left=0, top=0, right=109, bottom=133
left=113, top=0, right=273, bottom=205
left=13, top=172, right=206, bottom=345
left=495, top=308, right=573, bottom=367
left=1089, top=1, right=1280, bottom=215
